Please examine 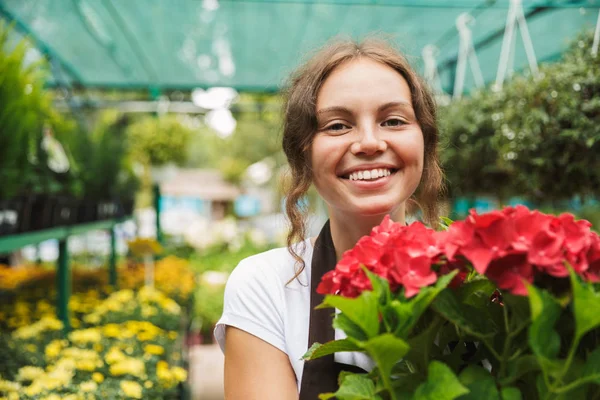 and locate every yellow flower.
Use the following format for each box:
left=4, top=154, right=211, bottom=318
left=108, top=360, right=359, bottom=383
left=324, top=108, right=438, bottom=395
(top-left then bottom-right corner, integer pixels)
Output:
left=144, top=380, right=153, bottom=389
left=84, top=314, right=101, bottom=325
left=136, top=331, right=156, bottom=341
left=25, top=344, right=37, bottom=353
left=143, top=344, right=164, bottom=355
left=0, top=379, right=21, bottom=393
left=120, top=380, right=143, bottom=399
left=141, top=305, right=158, bottom=317
left=109, top=358, right=145, bottom=378
left=41, top=395, right=62, bottom=400
left=105, top=347, right=126, bottom=364
left=168, top=331, right=178, bottom=340
left=45, top=340, right=65, bottom=359
left=80, top=380, right=98, bottom=392
left=76, top=359, right=97, bottom=372
left=172, top=366, right=187, bottom=382
left=69, top=328, right=102, bottom=344
left=102, top=324, right=121, bottom=338
left=92, top=372, right=104, bottom=383
left=16, top=366, right=45, bottom=382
